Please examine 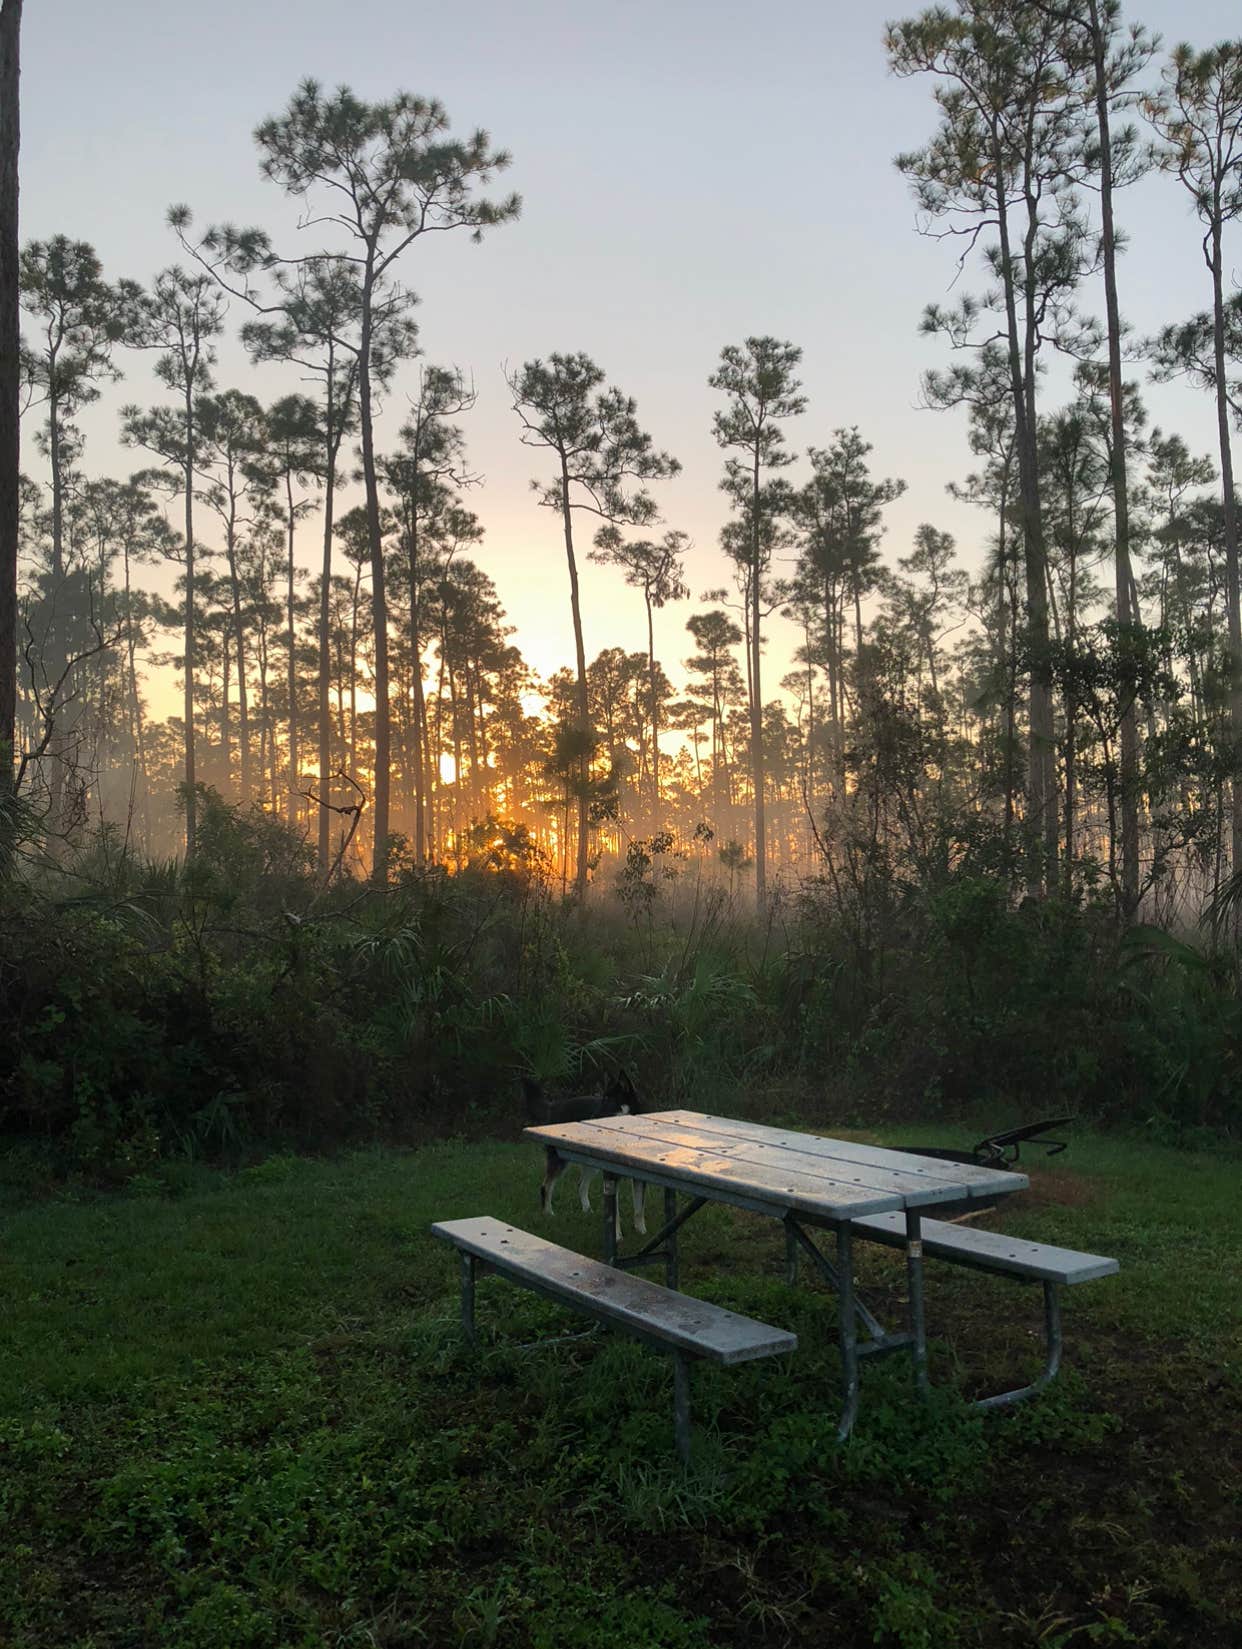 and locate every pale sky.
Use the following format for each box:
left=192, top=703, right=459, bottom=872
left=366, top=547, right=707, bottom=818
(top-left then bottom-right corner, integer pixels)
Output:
left=20, top=0, right=1242, bottom=720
